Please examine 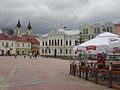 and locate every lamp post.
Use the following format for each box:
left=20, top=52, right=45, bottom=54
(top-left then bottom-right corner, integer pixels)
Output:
left=77, top=32, right=83, bottom=65
left=77, top=32, right=84, bottom=77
